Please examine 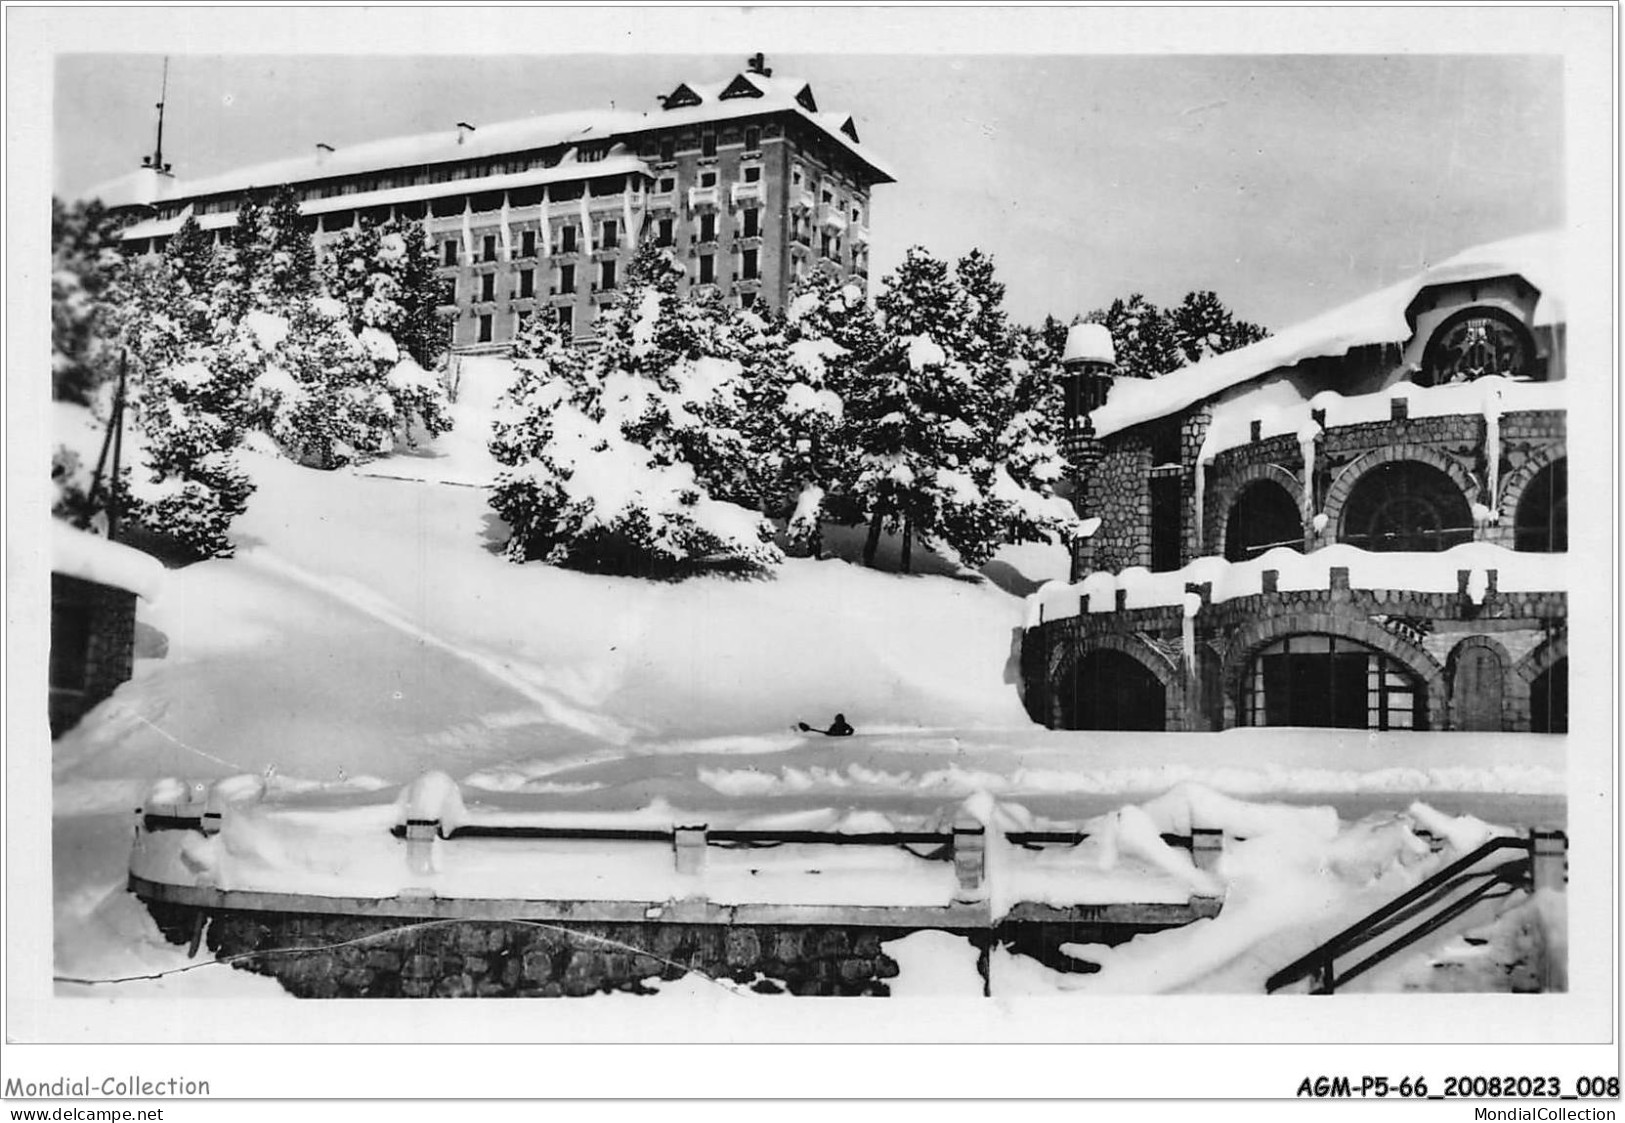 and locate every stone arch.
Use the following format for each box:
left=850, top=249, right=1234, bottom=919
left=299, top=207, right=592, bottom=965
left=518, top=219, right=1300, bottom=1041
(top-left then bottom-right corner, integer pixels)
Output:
left=1323, top=445, right=1479, bottom=542
left=1516, top=635, right=1568, bottom=734
left=1049, top=630, right=1181, bottom=730
left=1499, top=442, right=1566, bottom=518
left=1220, top=611, right=1447, bottom=730
left=1207, top=461, right=1305, bottom=559
left=1445, top=635, right=1517, bottom=732
left=1506, top=451, right=1567, bottom=553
